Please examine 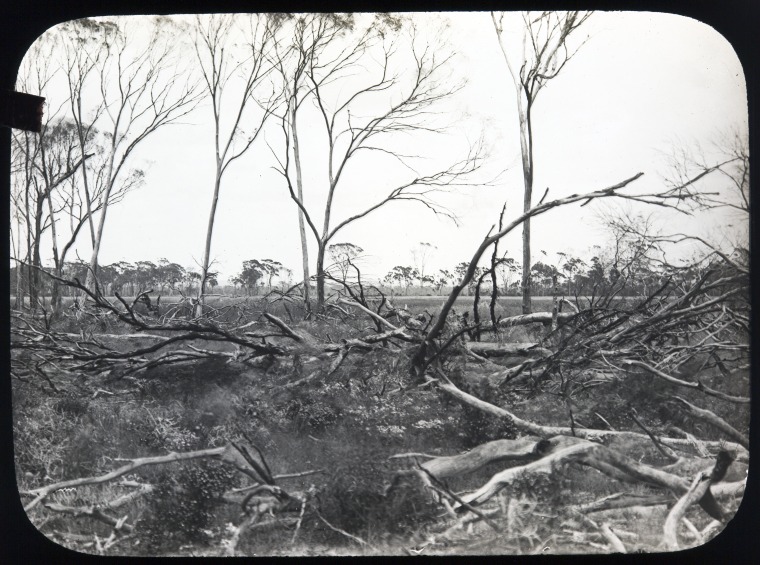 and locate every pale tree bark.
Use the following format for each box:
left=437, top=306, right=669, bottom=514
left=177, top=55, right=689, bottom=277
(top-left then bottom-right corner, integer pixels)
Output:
left=271, top=14, right=483, bottom=309
left=63, top=36, right=104, bottom=251
left=272, top=22, right=313, bottom=309
left=53, top=22, right=134, bottom=306
left=69, top=18, right=203, bottom=293
left=58, top=19, right=115, bottom=297
left=193, top=14, right=276, bottom=317
left=291, top=101, right=311, bottom=308
left=517, top=88, right=534, bottom=316
left=37, top=127, right=91, bottom=316
left=492, top=11, right=592, bottom=314
left=12, top=128, right=90, bottom=314
left=45, top=130, right=132, bottom=312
